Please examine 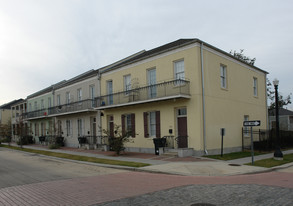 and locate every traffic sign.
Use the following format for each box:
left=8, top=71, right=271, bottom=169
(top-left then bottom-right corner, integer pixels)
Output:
left=243, top=120, right=261, bottom=127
